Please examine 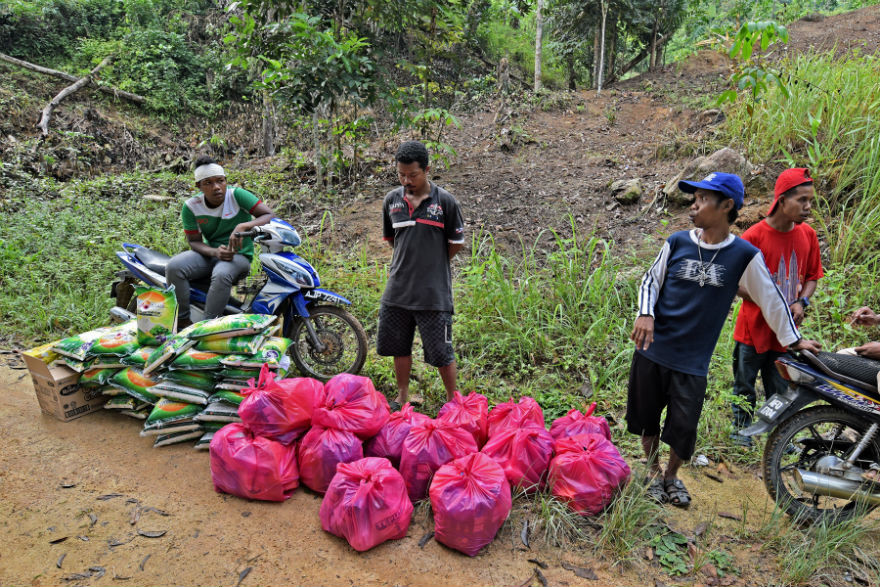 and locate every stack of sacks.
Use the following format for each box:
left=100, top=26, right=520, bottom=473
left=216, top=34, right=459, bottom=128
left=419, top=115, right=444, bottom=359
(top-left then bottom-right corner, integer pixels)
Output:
left=210, top=364, right=323, bottom=501
left=399, top=418, right=477, bottom=502
left=299, top=374, right=391, bottom=493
